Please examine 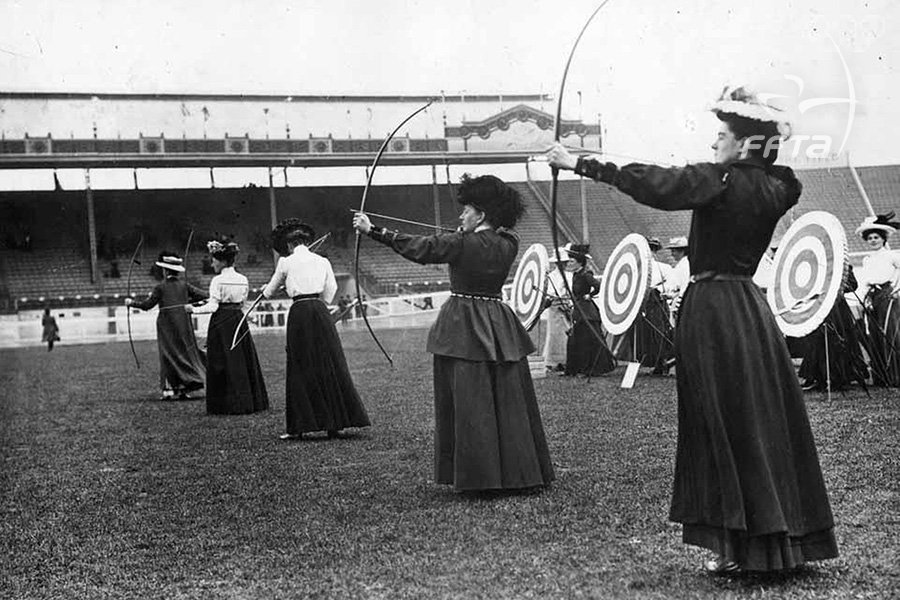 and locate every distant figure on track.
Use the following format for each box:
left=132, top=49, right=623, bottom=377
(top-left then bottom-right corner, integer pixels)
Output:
left=41, top=307, right=60, bottom=352
left=353, top=174, right=554, bottom=492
